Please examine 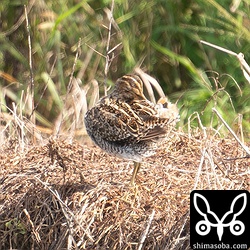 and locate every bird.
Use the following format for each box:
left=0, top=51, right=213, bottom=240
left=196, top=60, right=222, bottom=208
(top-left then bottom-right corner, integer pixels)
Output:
left=84, top=74, right=179, bottom=185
